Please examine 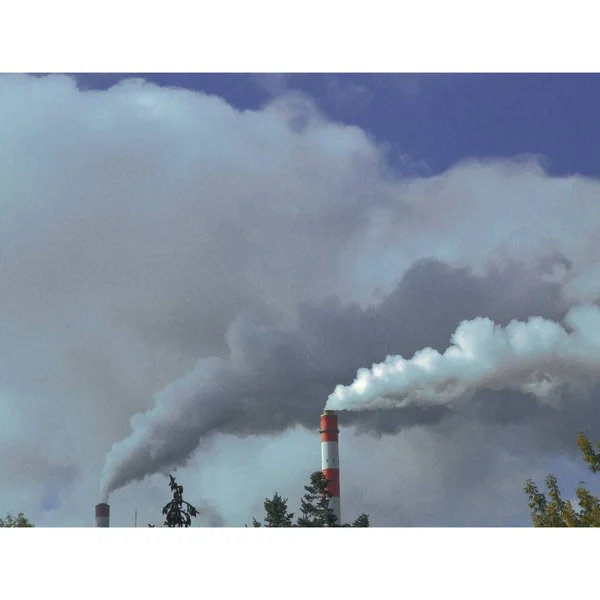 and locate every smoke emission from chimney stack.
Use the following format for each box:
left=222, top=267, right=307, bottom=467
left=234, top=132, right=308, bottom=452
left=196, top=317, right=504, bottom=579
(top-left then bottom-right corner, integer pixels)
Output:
left=98, top=270, right=593, bottom=501
left=326, top=304, right=600, bottom=413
